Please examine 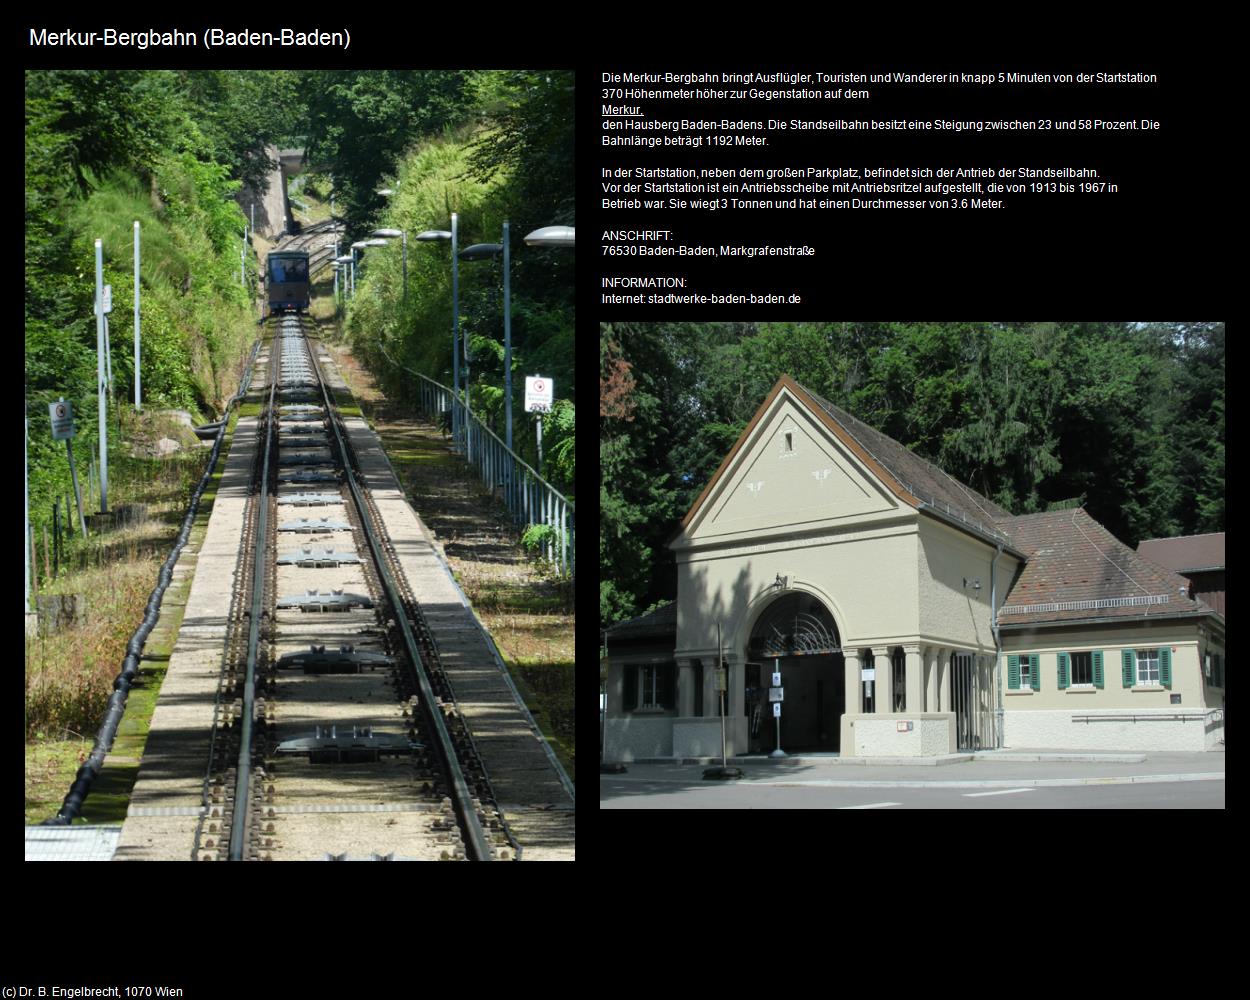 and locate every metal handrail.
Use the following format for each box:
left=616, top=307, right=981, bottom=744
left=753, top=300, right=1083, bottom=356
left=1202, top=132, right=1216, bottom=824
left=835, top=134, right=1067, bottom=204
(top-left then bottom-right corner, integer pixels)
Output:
left=1072, top=710, right=1220, bottom=723
left=378, top=347, right=574, bottom=578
